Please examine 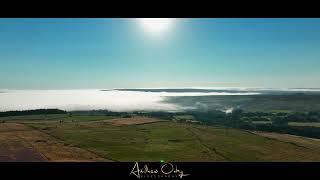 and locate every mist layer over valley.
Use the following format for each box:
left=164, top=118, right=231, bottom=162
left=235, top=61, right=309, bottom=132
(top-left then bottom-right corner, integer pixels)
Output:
left=0, top=88, right=320, bottom=112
